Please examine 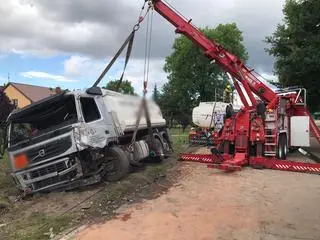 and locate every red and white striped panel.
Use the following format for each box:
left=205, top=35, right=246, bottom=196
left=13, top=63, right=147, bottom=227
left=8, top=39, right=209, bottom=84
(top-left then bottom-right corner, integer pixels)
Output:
left=273, top=163, right=320, bottom=173
left=179, top=154, right=215, bottom=163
